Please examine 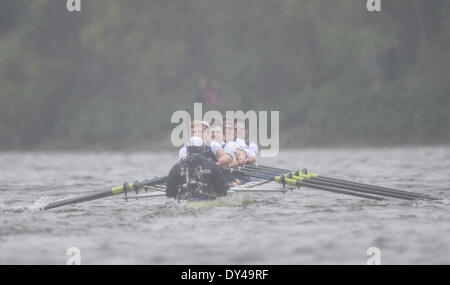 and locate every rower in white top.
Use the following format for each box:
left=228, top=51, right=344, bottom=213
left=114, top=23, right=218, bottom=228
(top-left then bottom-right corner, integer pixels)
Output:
left=233, top=120, right=258, bottom=165
left=178, top=120, right=235, bottom=168
left=221, top=118, right=259, bottom=167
